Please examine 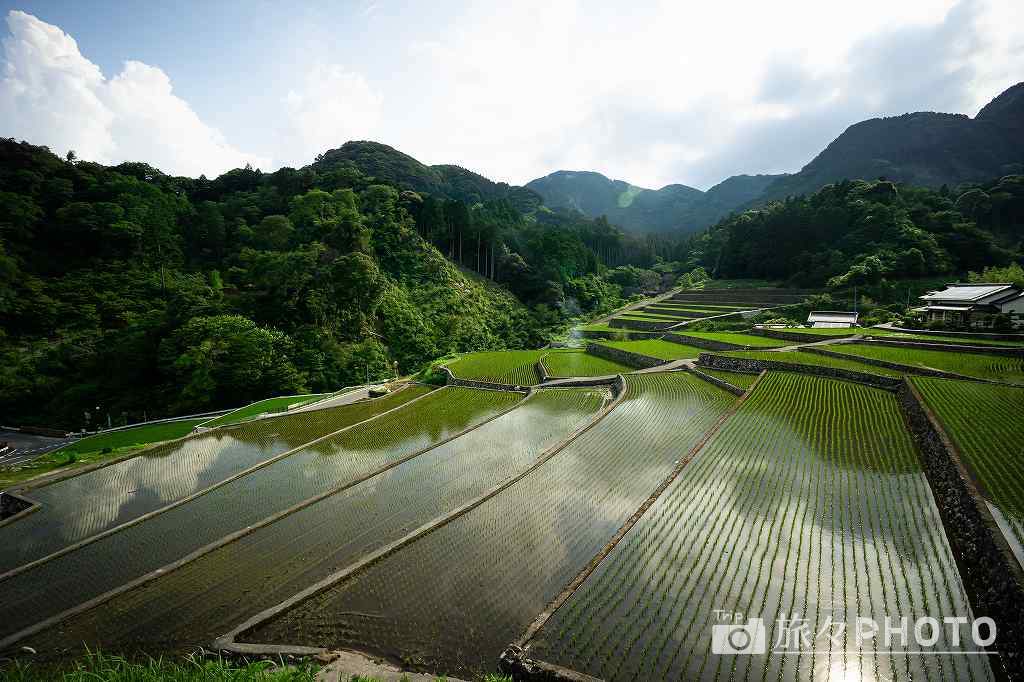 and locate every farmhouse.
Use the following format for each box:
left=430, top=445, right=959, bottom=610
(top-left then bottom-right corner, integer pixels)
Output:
left=915, top=283, right=1024, bottom=328
left=807, top=311, right=859, bottom=328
